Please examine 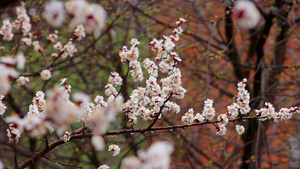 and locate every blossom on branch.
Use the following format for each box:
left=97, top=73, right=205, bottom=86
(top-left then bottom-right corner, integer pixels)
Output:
left=108, top=144, right=121, bottom=156
left=202, top=99, right=215, bottom=120
left=16, top=76, right=30, bottom=85
left=236, top=124, right=245, bottom=135
left=40, top=69, right=52, bottom=80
